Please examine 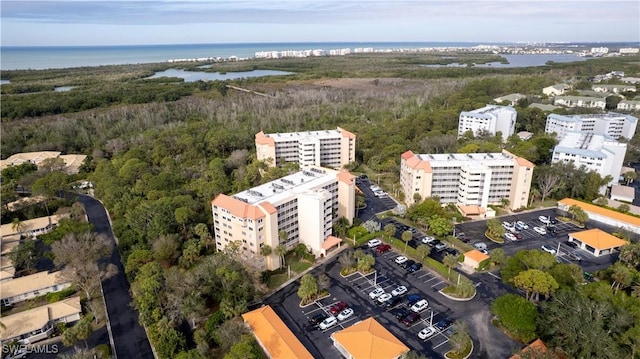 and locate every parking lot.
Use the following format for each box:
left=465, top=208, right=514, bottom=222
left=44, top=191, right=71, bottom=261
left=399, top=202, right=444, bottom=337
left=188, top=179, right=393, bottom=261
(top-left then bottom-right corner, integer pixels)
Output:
left=355, top=176, right=399, bottom=221
left=263, top=242, right=520, bottom=359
